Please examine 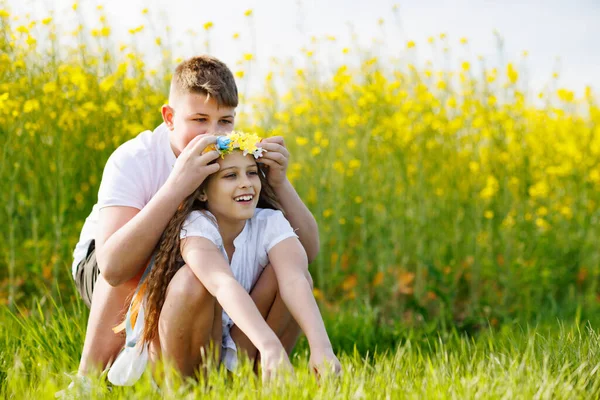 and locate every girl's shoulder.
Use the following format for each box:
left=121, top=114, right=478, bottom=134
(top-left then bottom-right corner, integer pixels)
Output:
left=180, top=210, right=221, bottom=245
left=184, top=210, right=218, bottom=227
left=253, top=208, right=285, bottom=221
left=251, top=208, right=297, bottom=252
left=251, top=208, right=289, bottom=231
